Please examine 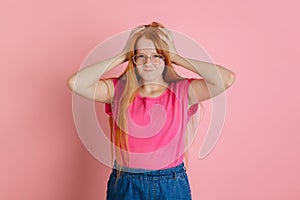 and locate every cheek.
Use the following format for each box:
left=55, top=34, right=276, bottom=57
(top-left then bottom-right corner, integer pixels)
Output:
left=134, top=66, right=143, bottom=76
left=135, top=67, right=143, bottom=77
left=158, top=65, right=165, bottom=73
